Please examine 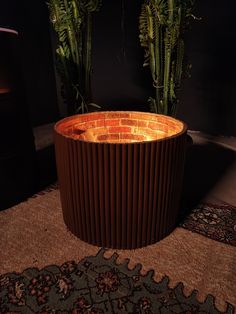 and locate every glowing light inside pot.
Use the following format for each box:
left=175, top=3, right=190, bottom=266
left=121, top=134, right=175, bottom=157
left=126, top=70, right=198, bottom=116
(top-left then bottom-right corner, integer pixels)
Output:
left=56, top=111, right=184, bottom=143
